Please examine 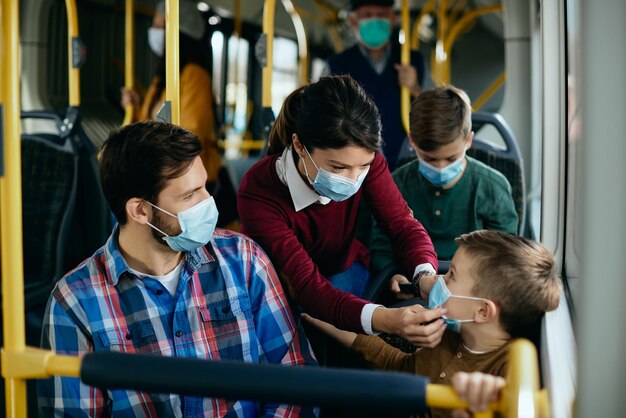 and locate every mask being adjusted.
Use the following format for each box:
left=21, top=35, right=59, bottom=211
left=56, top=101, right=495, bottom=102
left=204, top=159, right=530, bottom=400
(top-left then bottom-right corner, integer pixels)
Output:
left=358, top=18, right=391, bottom=49
left=146, top=197, right=219, bottom=252
left=301, top=146, right=369, bottom=202
left=418, top=149, right=466, bottom=187
left=428, top=275, right=488, bottom=332
left=148, top=27, right=165, bottom=57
